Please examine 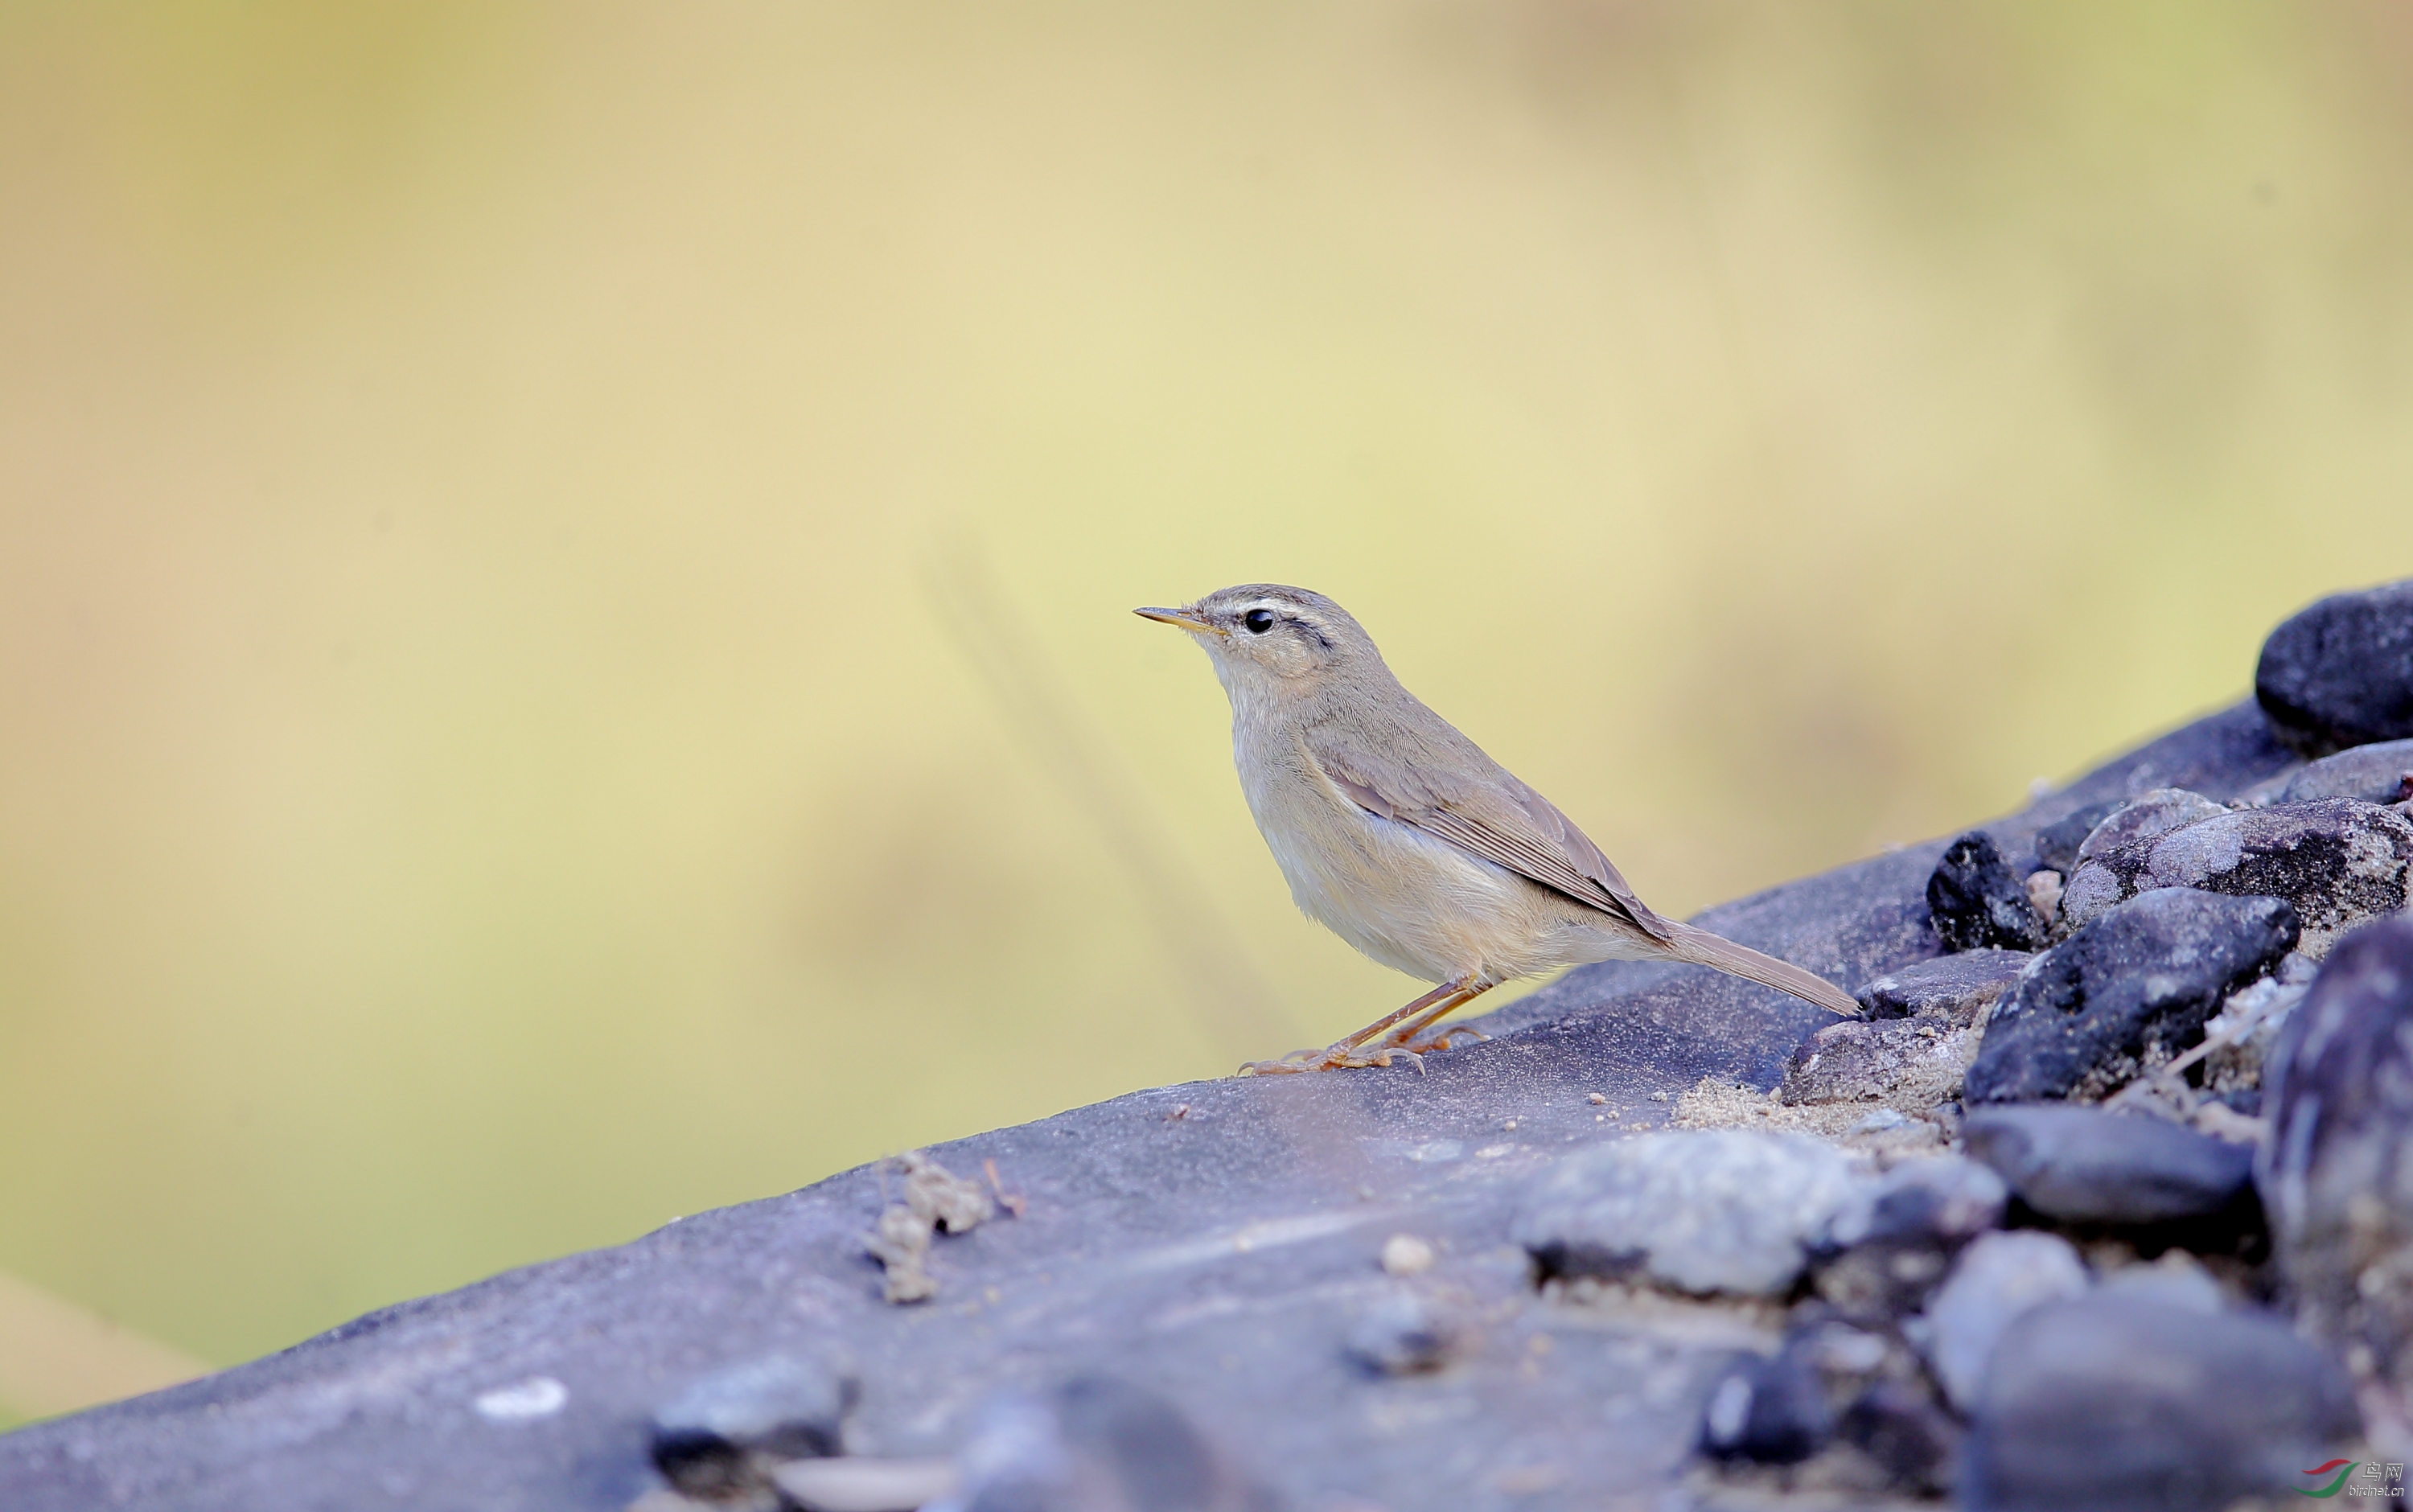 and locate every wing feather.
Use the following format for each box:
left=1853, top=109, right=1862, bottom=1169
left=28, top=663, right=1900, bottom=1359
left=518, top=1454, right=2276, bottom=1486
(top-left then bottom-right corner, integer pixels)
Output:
left=1308, top=726, right=1673, bottom=944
